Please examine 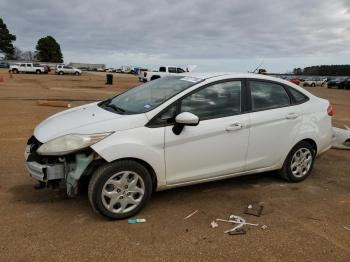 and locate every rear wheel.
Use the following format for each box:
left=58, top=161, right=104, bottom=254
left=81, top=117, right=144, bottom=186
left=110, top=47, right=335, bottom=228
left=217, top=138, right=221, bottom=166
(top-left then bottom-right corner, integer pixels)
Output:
left=279, top=141, right=315, bottom=182
left=36, top=70, right=41, bottom=74
left=311, top=83, right=316, bottom=87
left=74, top=71, right=80, bottom=76
left=12, top=69, right=18, bottom=74
left=59, top=71, right=64, bottom=75
left=88, top=160, right=152, bottom=219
